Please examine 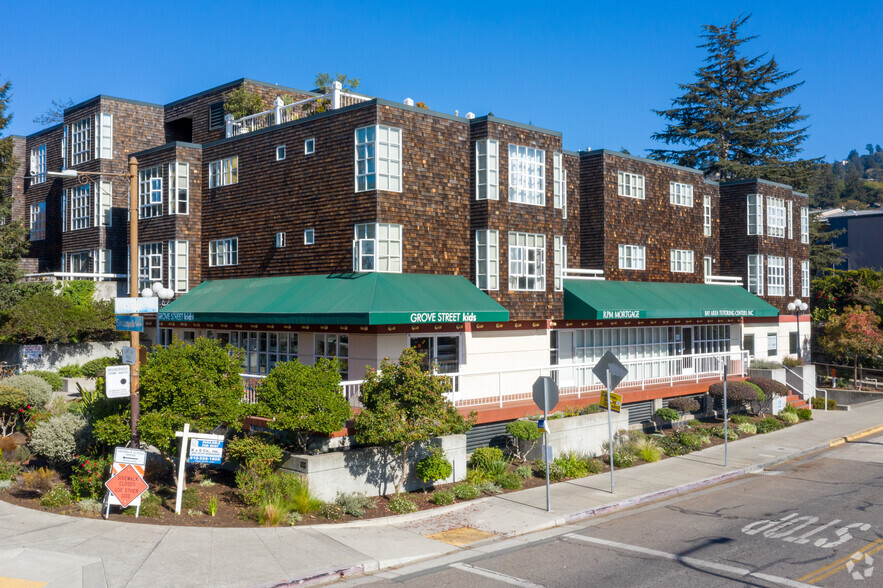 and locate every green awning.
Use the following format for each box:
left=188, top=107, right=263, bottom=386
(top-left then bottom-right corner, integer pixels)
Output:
left=158, top=273, right=509, bottom=325
left=564, top=280, right=779, bottom=320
